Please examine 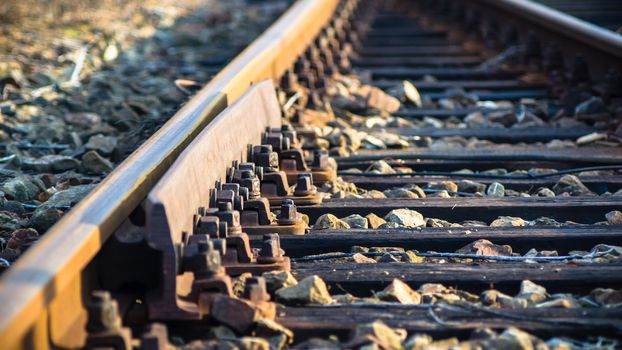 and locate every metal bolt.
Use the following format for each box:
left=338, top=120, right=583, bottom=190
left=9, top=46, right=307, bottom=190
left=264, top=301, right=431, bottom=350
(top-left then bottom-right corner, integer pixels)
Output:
left=276, top=199, right=301, bottom=225
left=190, top=240, right=224, bottom=277
left=294, top=173, right=314, bottom=196
left=218, top=201, right=232, bottom=212
left=219, top=221, right=228, bottom=238
left=253, top=145, right=279, bottom=170
left=239, top=162, right=255, bottom=172
left=216, top=202, right=242, bottom=235
left=239, top=170, right=261, bottom=199
left=239, top=186, right=249, bottom=201
left=255, top=166, right=264, bottom=181
left=263, top=133, right=284, bottom=153
left=198, top=216, right=220, bottom=238
left=257, top=233, right=284, bottom=264
left=226, top=167, right=236, bottom=183
left=281, top=124, right=298, bottom=147
left=211, top=238, right=227, bottom=257
left=216, top=187, right=244, bottom=212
